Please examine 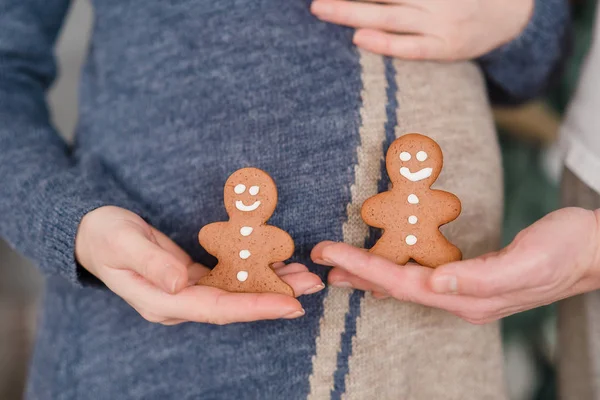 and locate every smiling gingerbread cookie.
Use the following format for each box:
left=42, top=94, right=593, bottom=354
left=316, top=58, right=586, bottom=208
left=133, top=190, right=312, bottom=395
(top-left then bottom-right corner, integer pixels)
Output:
left=197, top=167, right=295, bottom=296
left=361, top=133, right=462, bottom=268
